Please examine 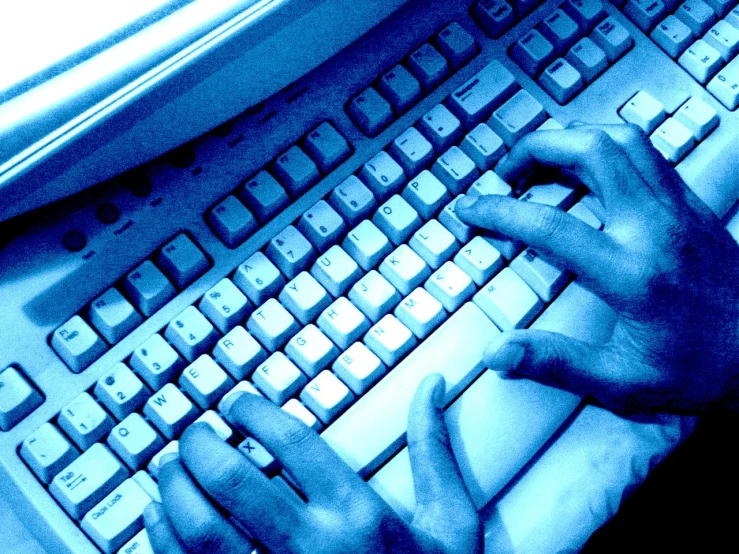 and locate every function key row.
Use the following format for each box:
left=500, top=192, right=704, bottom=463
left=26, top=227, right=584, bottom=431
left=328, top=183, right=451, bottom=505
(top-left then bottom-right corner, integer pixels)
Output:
left=208, top=121, right=352, bottom=248
left=51, top=234, right=211, bottom=373
left=347, top=22, right=479, bottom=137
